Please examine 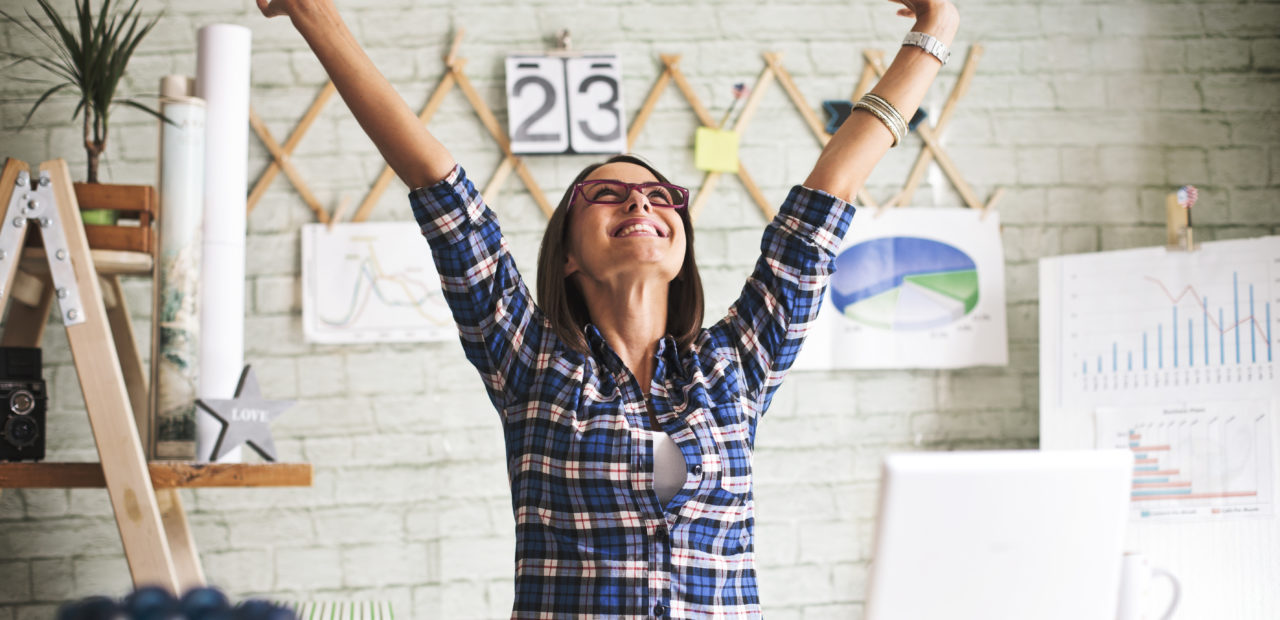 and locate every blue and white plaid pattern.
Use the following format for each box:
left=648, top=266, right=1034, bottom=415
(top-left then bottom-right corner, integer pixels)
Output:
left=410, top=166, right=854, bottom=619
